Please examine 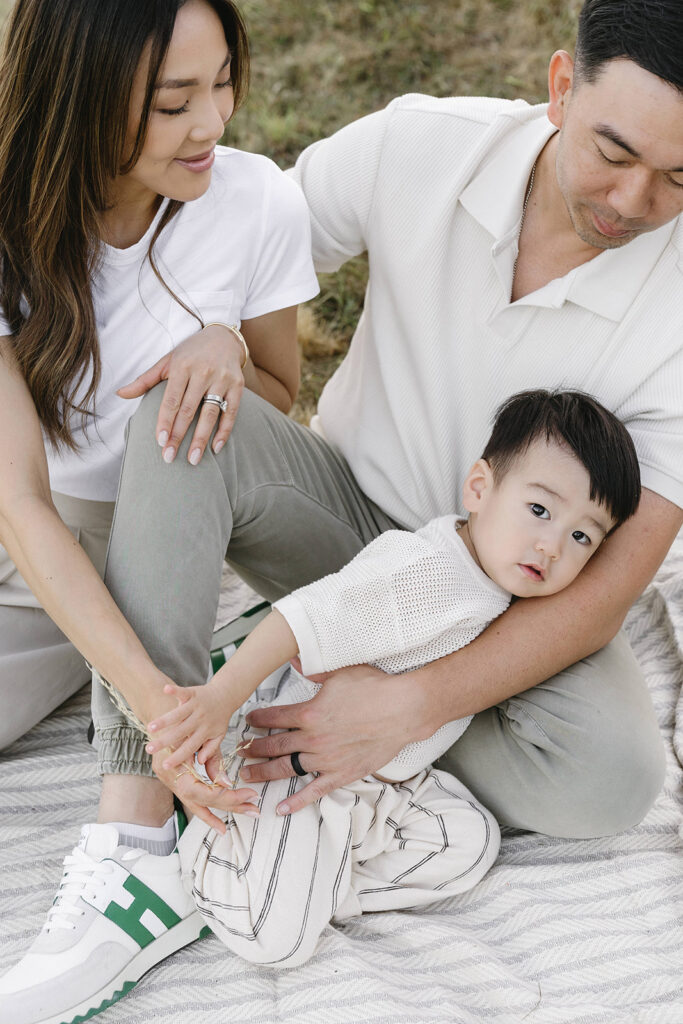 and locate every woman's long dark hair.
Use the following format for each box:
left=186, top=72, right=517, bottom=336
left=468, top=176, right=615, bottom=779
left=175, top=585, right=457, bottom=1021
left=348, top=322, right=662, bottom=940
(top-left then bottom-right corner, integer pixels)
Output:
left=0, top=0, right=249, bottom=449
